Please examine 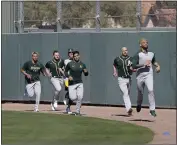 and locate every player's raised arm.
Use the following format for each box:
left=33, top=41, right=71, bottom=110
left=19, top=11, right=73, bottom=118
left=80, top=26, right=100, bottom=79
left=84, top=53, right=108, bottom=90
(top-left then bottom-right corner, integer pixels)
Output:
left=152, top=53, right=160, bottom=73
